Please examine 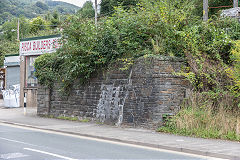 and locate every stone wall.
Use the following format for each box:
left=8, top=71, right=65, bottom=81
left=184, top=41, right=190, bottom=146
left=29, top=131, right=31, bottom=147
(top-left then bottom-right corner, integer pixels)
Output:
left=37, top=86, right=50, bottom=115
left=37, top=56, right=189, bottom=128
